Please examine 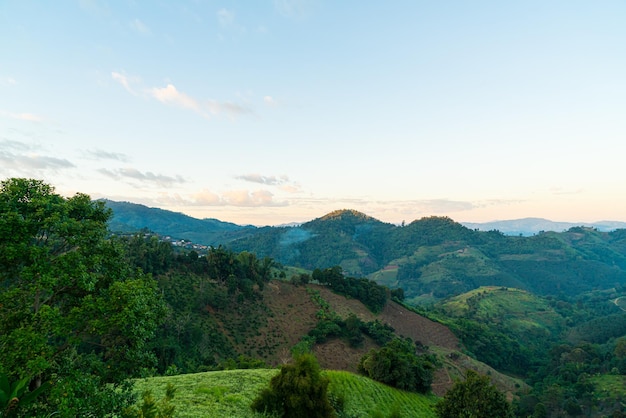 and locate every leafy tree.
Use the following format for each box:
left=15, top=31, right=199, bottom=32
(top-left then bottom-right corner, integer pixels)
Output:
left=0, top=178, right=166, bottom=416
left=358, top=337, right=436, bottom=393
left=435, top=370, right=513, bottom=418
left=251, top=353, right=335, bottom=418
